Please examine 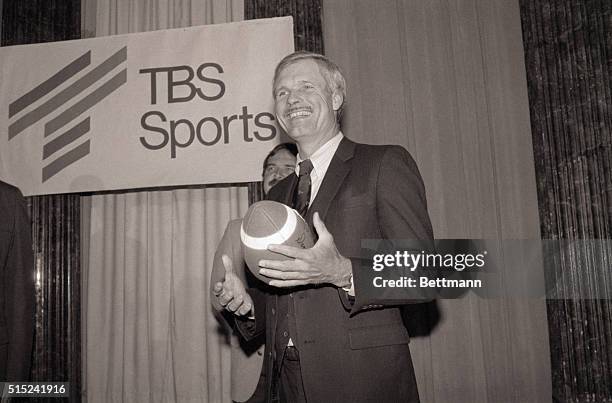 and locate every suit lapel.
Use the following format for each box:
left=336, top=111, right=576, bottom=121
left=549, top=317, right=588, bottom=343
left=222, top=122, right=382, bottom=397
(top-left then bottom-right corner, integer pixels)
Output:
left=306, top=137, right=356, bottom=225
left=267, top=173, right=298, bottom=205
